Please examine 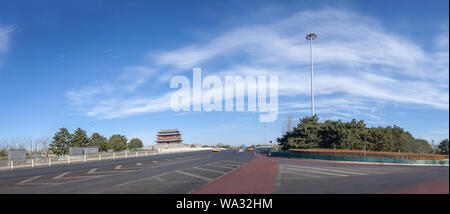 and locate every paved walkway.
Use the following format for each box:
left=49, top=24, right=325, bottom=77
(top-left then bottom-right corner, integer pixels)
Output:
left=194, top=154, right=278, bottom=194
